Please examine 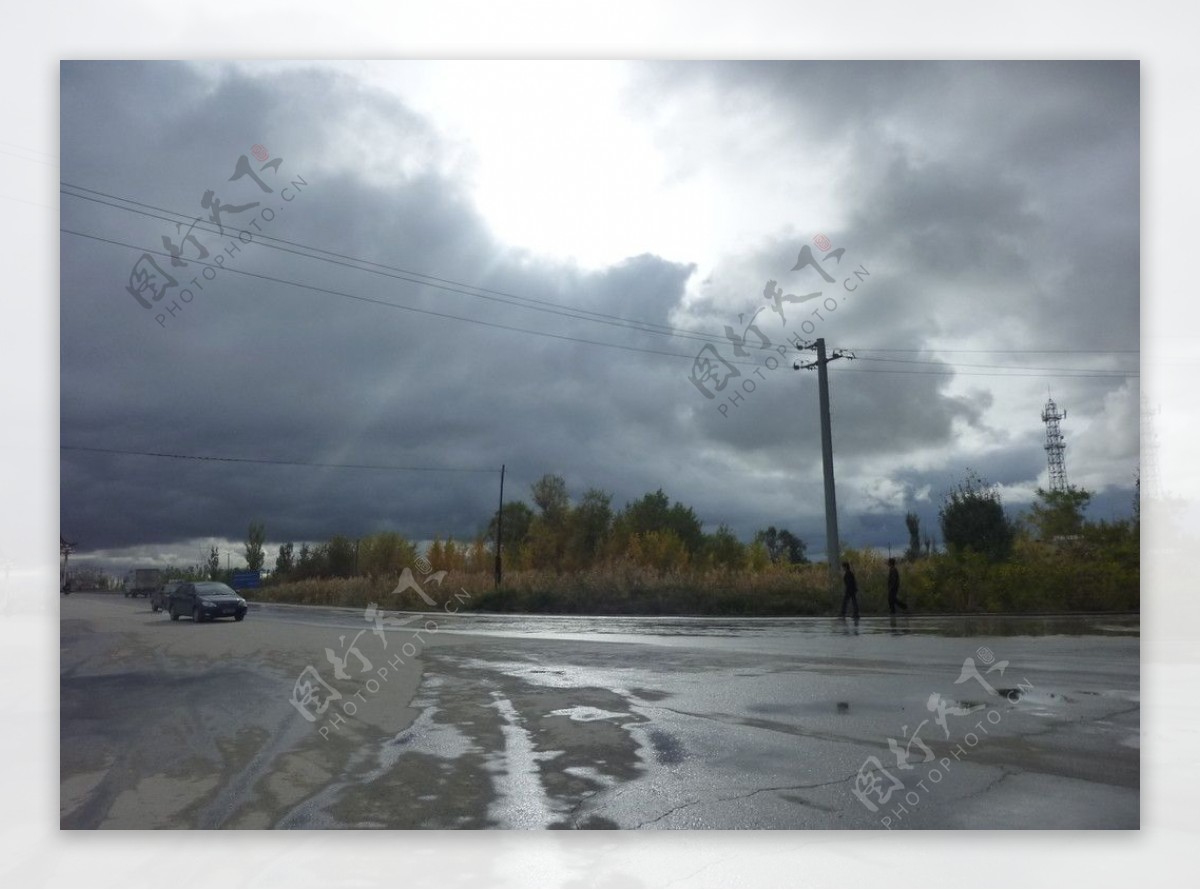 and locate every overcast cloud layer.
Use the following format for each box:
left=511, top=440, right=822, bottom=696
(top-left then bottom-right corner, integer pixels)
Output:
left=59, top=61, right=1139, bottom=570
